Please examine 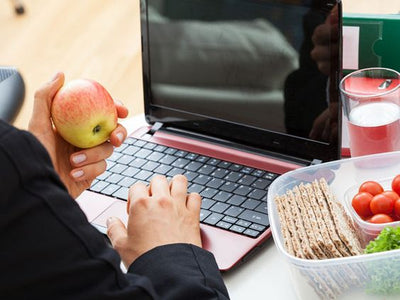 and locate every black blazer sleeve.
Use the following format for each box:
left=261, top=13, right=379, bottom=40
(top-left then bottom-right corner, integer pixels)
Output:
left=0, top=120, right=229, bottom=300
